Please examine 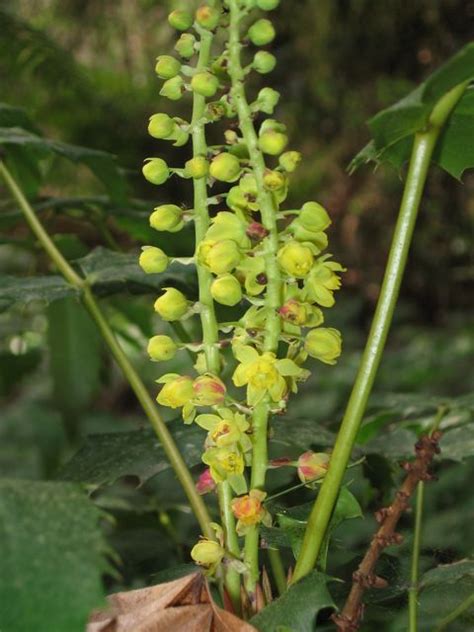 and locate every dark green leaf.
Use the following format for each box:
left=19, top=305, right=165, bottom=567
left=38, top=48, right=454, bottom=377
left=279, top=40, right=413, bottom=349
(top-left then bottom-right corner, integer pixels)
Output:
left=0, top=126, right=127, bottom=202
left=439, top=424, right=474, bottom=462
left=0, top=275, right=77, bottom=313
left=250, top=571, right=336, bottom=632
left=0, top=102, right=39, bottom=133
left=421, top=559, right=474, bottom=589
left=272, top=417, right=337, bottom=451
left=0, top=478, right=106, bottom=632
left=58, top=425, right=205, bottom=488
left=47, top=298, right=102, bottom=436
